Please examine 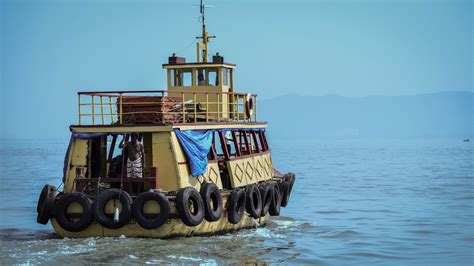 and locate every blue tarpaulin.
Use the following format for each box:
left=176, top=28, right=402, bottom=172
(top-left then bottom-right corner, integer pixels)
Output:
left=174, top=129, right=213, bottom=176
